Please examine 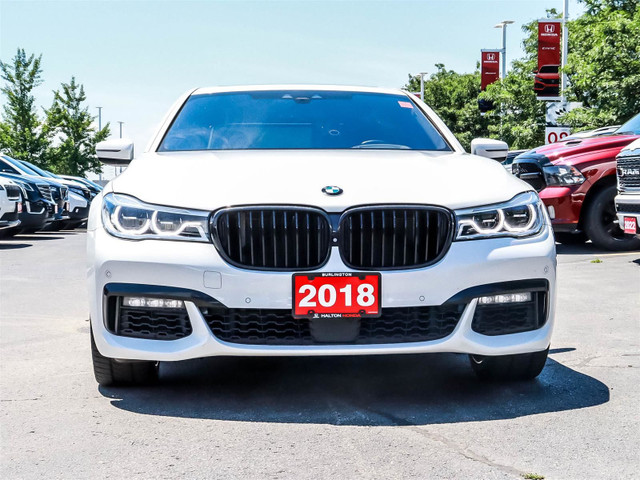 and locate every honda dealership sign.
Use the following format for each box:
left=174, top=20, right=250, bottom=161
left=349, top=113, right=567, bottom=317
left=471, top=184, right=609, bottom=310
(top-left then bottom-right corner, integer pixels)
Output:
left=535, top=19, right=562, bottom=99
left=480, top=49, right=501, bottom=91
